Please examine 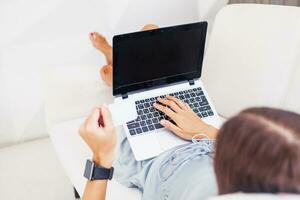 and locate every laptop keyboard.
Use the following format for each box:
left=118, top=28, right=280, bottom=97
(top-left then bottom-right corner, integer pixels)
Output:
left=126, top=87, right=214, bottom=136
